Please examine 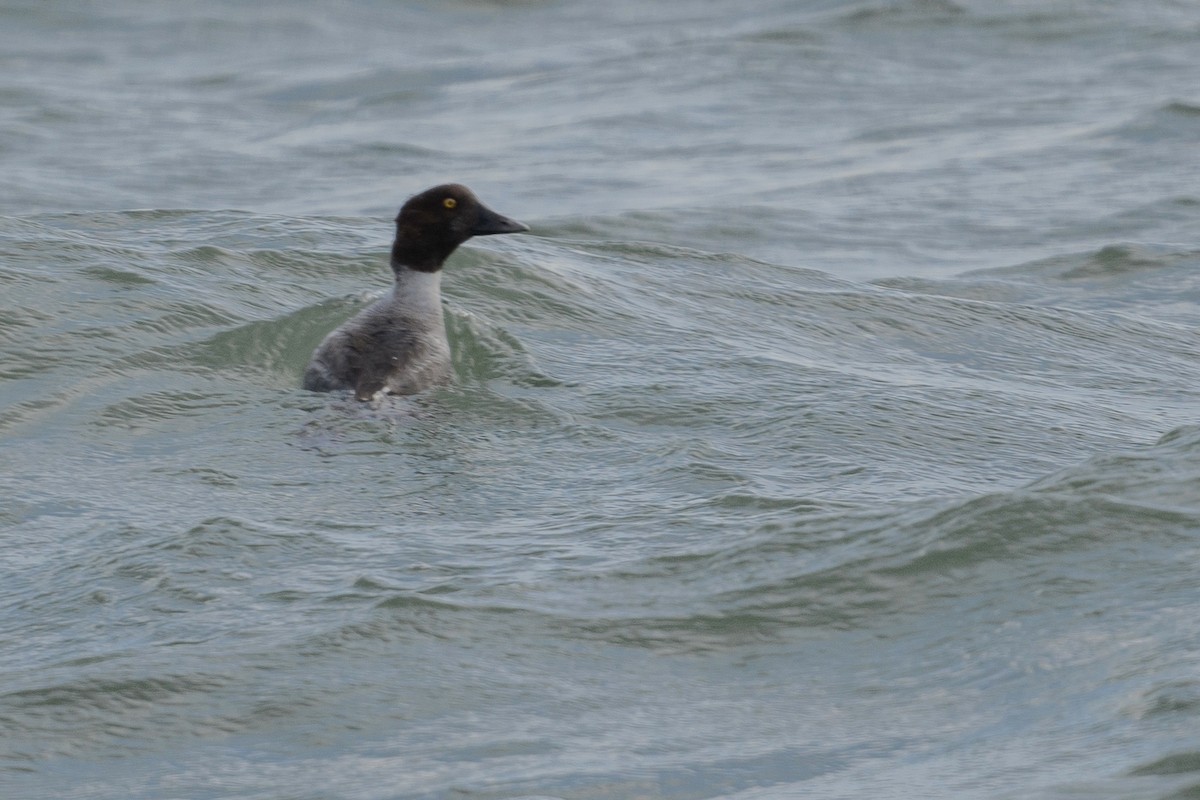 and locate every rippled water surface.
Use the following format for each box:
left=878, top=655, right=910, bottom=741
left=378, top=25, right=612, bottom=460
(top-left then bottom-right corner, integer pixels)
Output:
left=3, top=2, right=1200, bottom=799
